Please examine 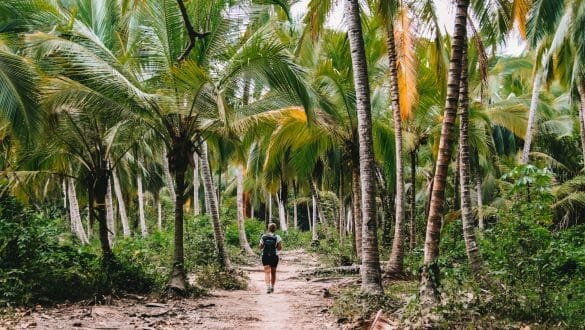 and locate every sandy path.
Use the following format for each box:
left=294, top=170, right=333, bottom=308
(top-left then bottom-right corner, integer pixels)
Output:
left=0, top=249, right=342, bottom=330
left=193, top=249, right=341, bottom=329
